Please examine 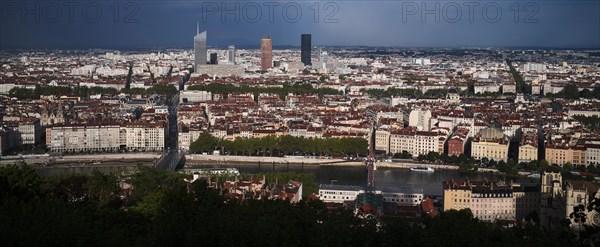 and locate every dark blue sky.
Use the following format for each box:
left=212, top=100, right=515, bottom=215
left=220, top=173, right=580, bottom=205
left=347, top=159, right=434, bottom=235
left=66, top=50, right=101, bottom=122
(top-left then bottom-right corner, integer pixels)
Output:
left=1, top=0, right=599, bottom=49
